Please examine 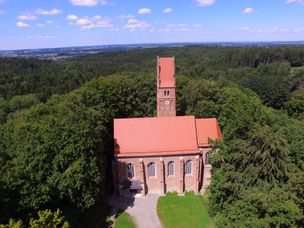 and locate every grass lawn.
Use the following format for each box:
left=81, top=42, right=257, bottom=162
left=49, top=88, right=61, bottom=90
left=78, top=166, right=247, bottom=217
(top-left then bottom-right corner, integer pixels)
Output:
left=115, top=210, right=136, bottom=228
left=291, top=66, right=304, bottom=74
left=157, top=192, right=215, bottom=228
